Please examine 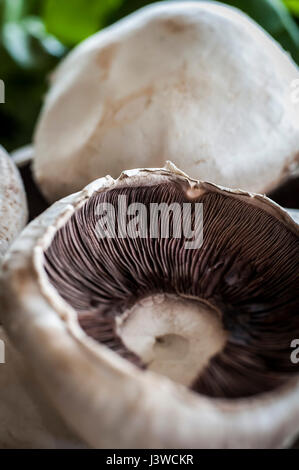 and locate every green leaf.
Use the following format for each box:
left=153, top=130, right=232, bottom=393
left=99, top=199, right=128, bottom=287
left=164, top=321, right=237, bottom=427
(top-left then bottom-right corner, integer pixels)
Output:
left=0, top=0, right=66, bottom=151
left=43, top=0, right=123, bottom=46
left=106, top=0, right=160, bottom=25
left=3, top=0, right=25, bottom=22
left=2, top=0, right=41, bottom=22
left=22, top=16, right=66, bottom=57
left=2, top=18, right=66, bottom=68
left=2, top=22, right=35, bottom=68
left=0, top=43, right=60, bottom=151
left=284, top=0, right=299, bottom=16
